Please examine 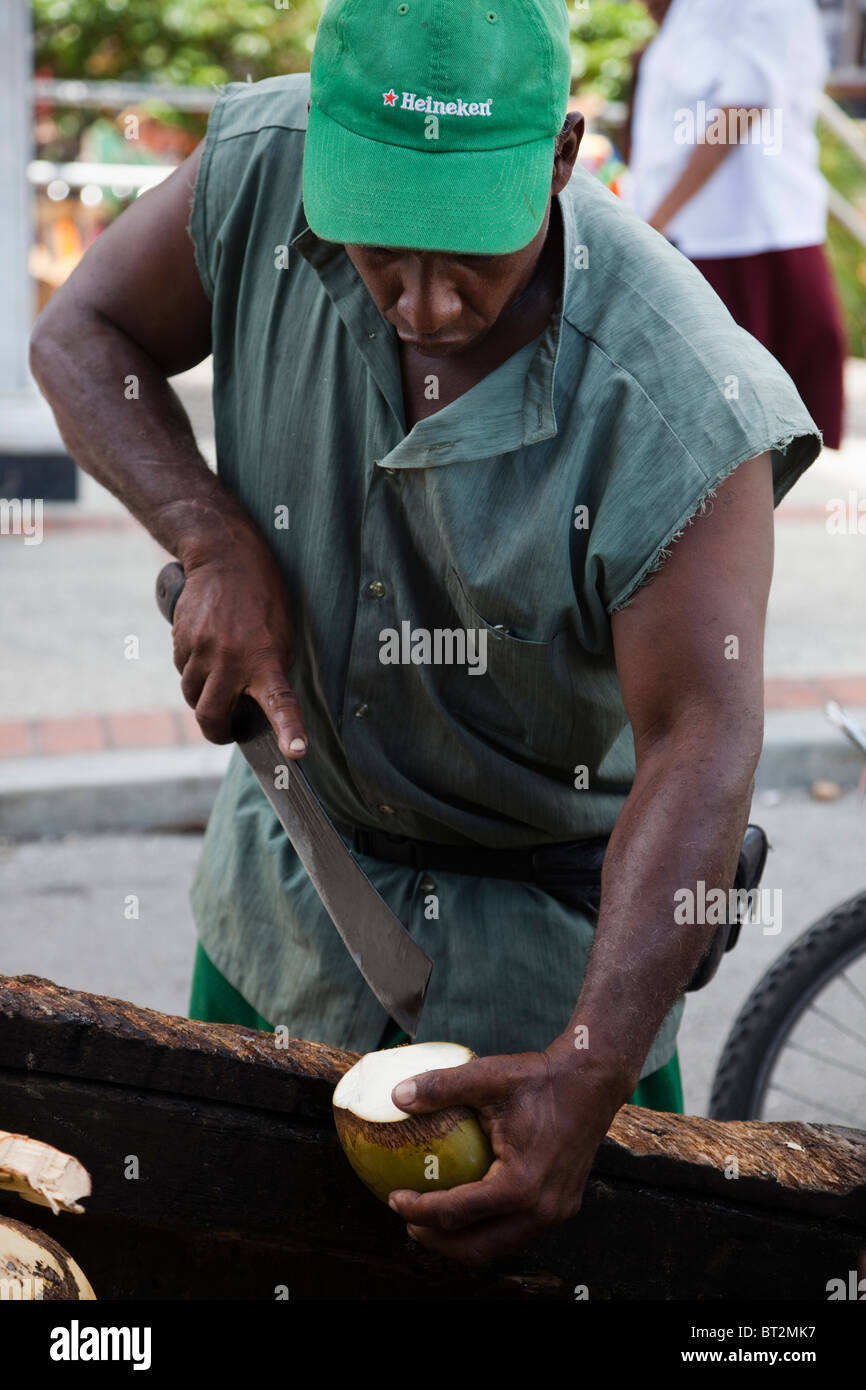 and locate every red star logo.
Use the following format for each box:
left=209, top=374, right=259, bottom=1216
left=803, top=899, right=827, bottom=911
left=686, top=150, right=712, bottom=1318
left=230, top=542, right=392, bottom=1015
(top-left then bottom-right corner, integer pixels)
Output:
left=383, top=89, right=397, bottom=106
